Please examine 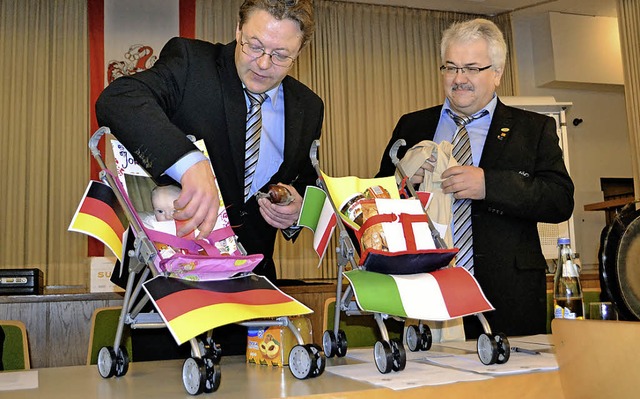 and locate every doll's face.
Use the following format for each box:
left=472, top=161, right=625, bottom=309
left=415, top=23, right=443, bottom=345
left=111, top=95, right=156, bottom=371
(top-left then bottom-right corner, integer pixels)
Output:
left=152, top=186, right=181, bottom=222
